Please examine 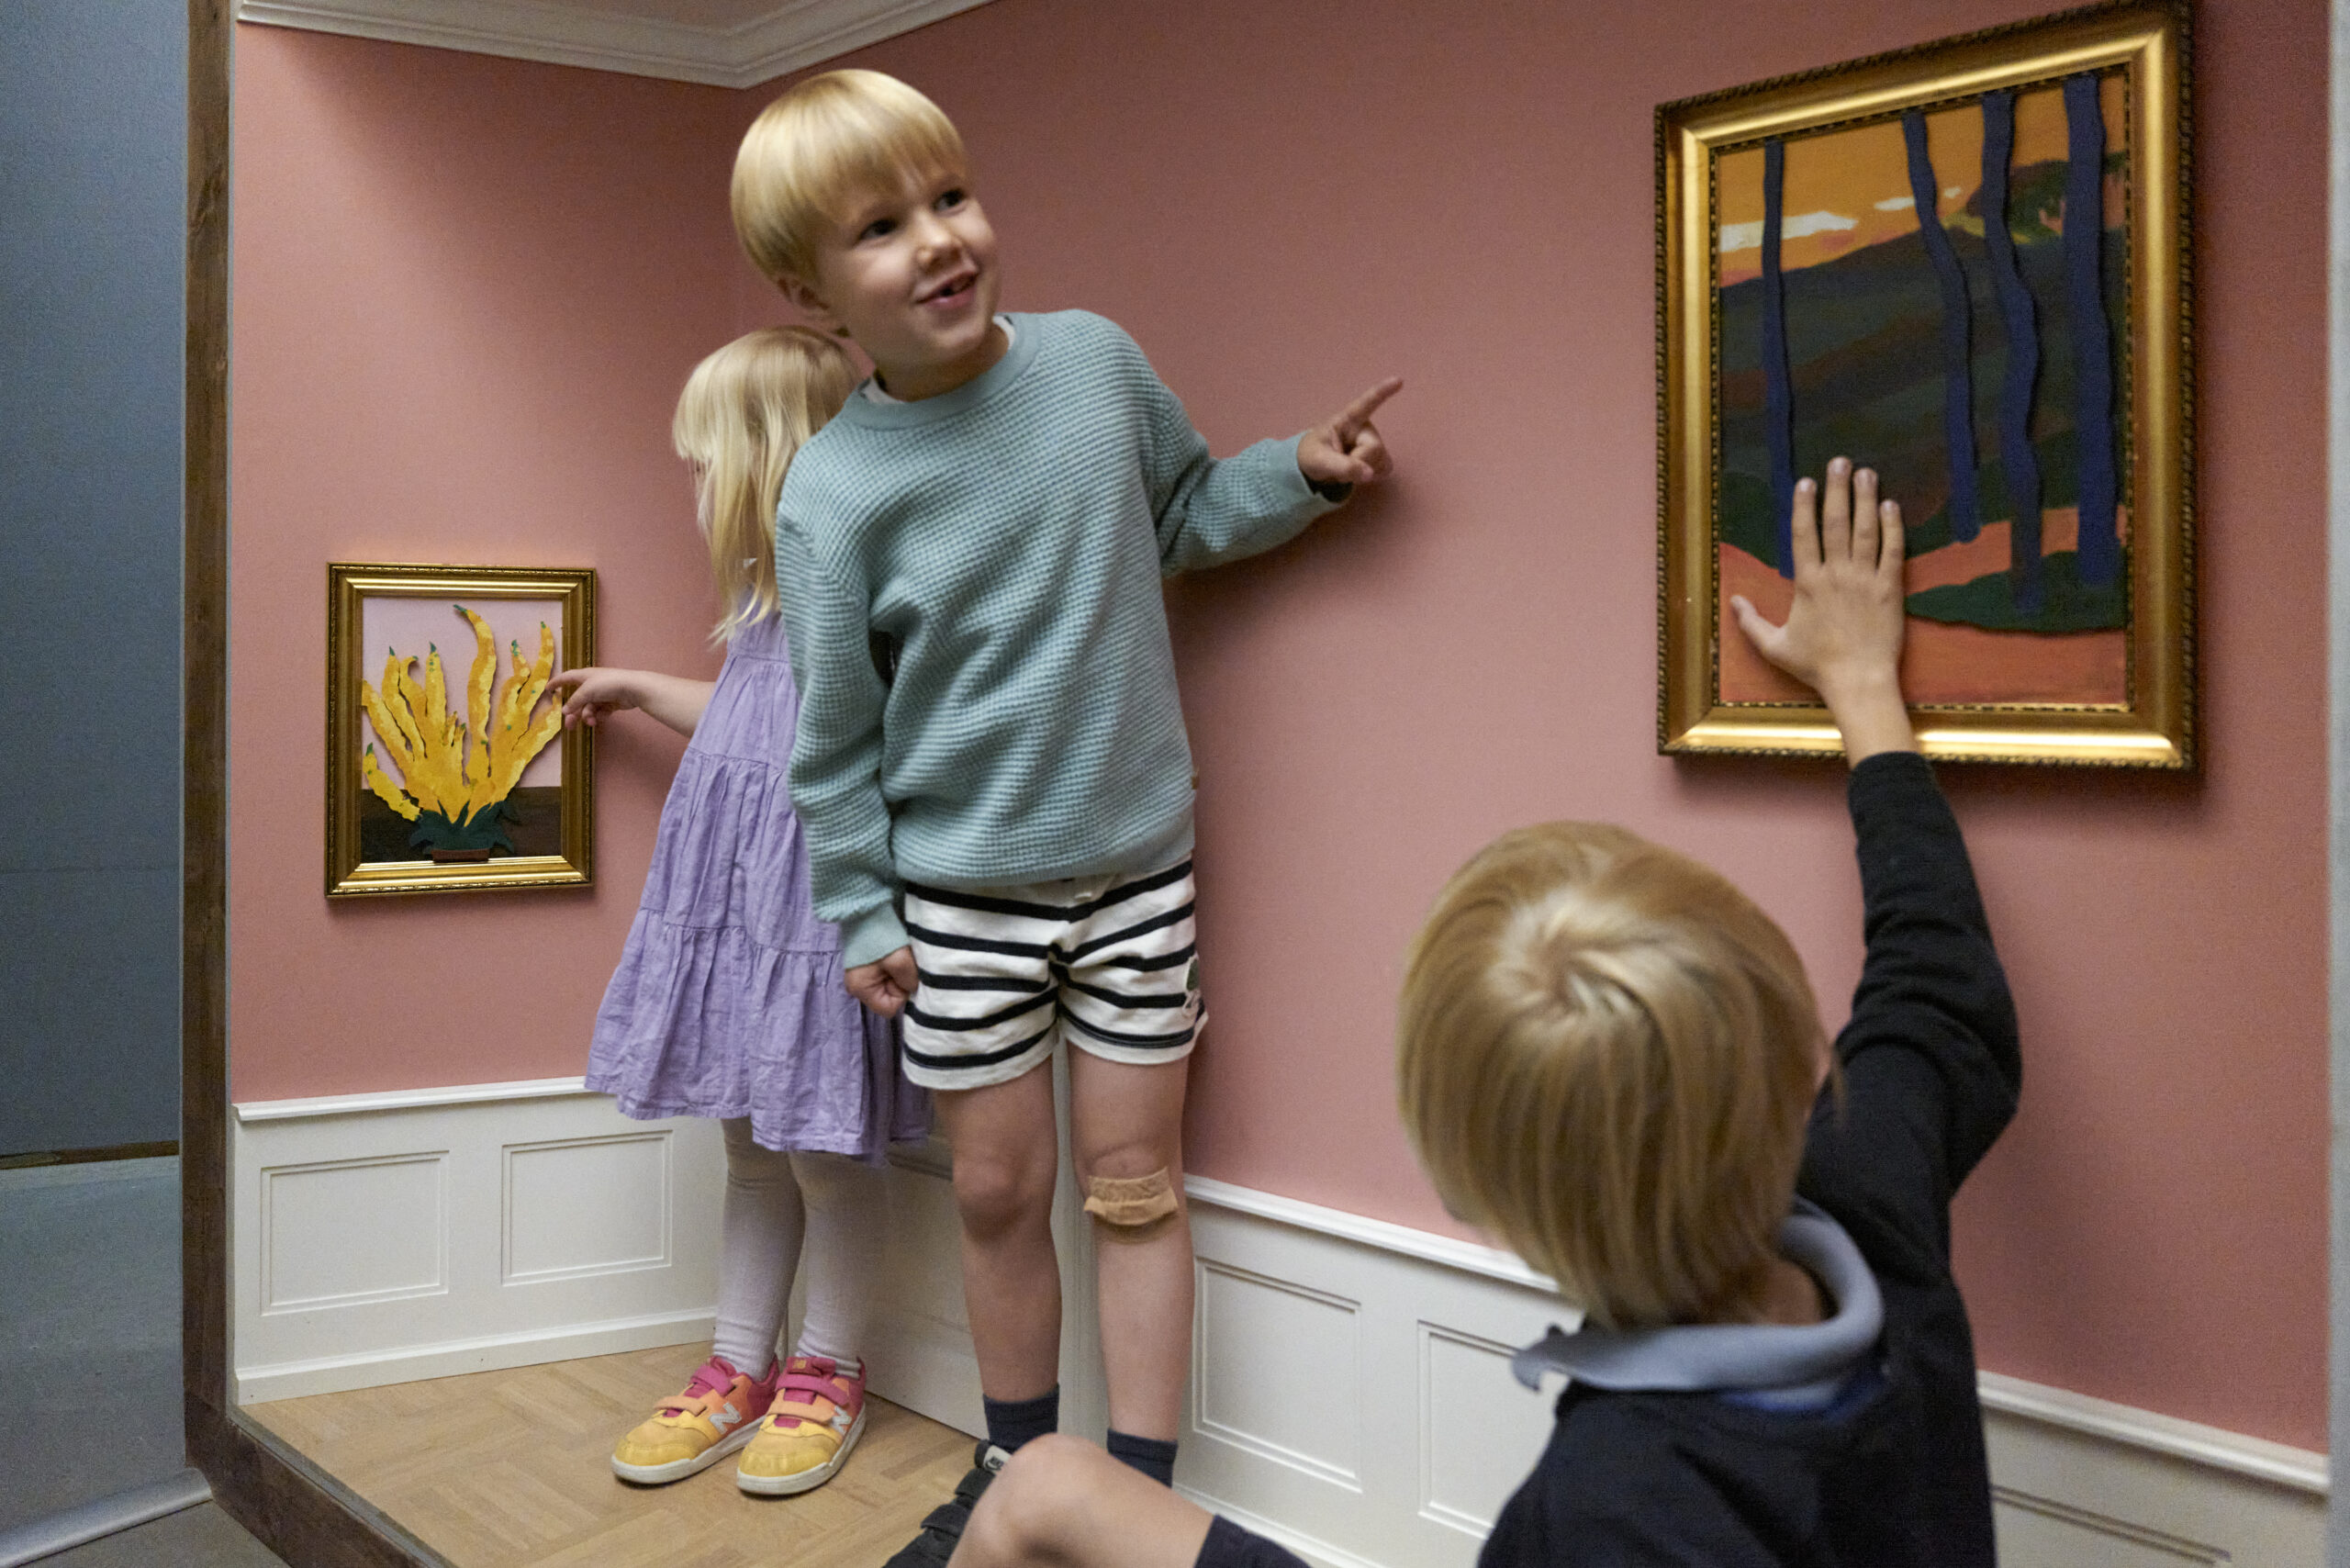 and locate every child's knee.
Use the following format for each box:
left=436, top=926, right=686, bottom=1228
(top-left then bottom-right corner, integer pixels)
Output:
left=951, top=1145, right=1057, bottom=1238
left=1074, top=1148, right=1182, bottom=1244
left=974, top=1435, right=1093, bottom=1548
